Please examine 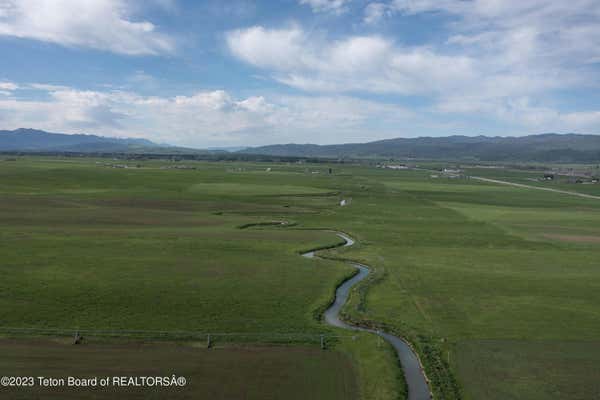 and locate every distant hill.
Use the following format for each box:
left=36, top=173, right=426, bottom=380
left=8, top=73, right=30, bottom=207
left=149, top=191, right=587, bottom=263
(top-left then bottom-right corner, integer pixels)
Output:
left=241, top=134, right=600, bottom=162
left=4, top=129, right=600, bottom=162
left=0, top=128, right=194, bottom=153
